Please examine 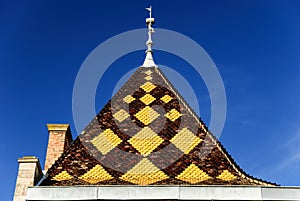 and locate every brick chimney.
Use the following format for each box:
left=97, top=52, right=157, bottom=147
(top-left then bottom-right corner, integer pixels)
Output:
left=13, top=156, right=42, bottom=201
left=44, top=124, right=73, bottom=171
